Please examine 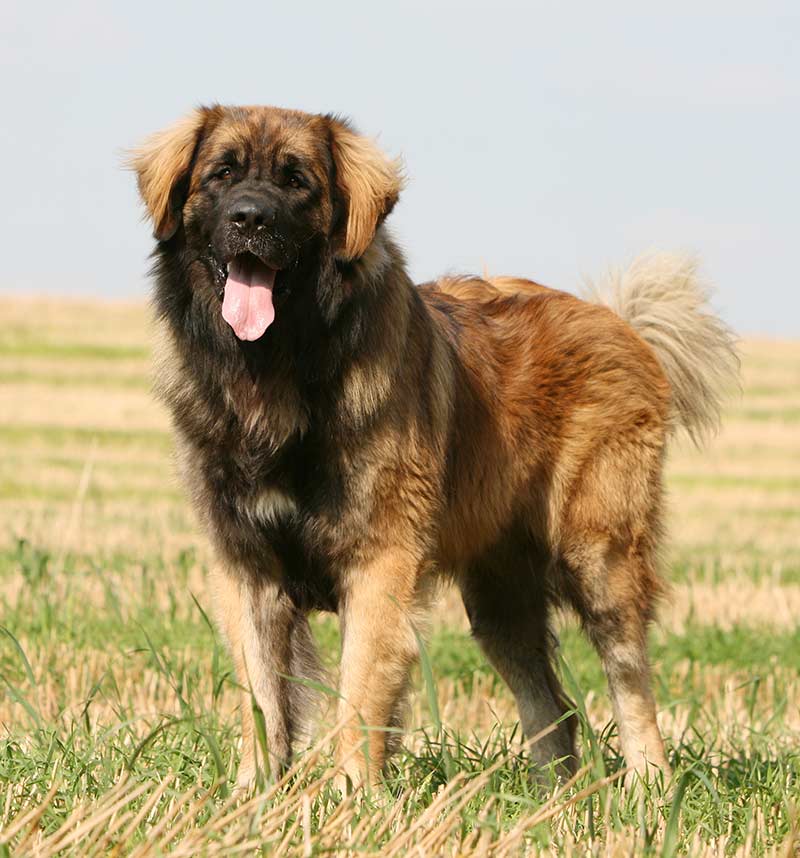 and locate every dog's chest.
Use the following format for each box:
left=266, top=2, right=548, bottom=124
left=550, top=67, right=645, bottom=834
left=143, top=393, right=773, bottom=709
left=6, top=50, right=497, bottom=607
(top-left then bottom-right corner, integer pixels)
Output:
left=235, top=482, right=341, bottom=611
left=202, top=432, right=353, bottom=608
left=182, top=405, right=369, bottom=611
left=238, top=485, right=299, bottom=528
